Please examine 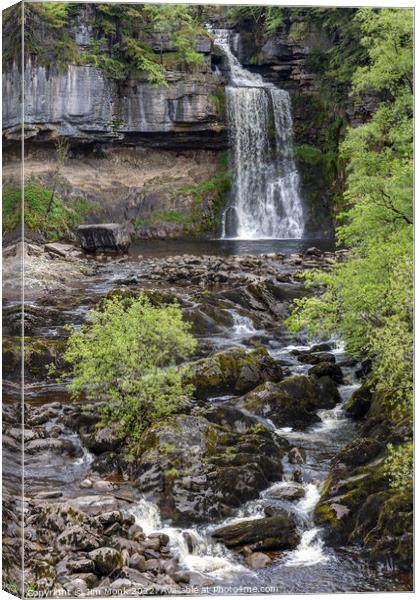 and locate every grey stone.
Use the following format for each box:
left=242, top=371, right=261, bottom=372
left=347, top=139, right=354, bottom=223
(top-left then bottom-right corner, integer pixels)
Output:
left=88, top=547, right=124, bottom=575
left=77, top=224, right=131, bottom=253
